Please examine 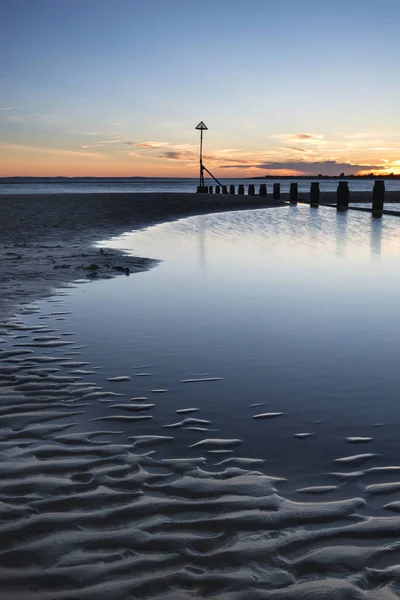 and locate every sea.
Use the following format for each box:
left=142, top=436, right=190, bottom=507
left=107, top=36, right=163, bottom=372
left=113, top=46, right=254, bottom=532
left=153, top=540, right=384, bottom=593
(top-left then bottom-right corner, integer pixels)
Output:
left=2, top=197, right=400, bottom=597
left=1, top=176, right=400, bottom=195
